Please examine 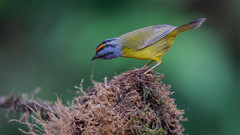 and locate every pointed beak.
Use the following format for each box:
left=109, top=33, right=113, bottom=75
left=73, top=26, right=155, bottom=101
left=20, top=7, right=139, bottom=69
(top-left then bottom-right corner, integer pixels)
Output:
left=91, top=55, right=97, bottom=61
